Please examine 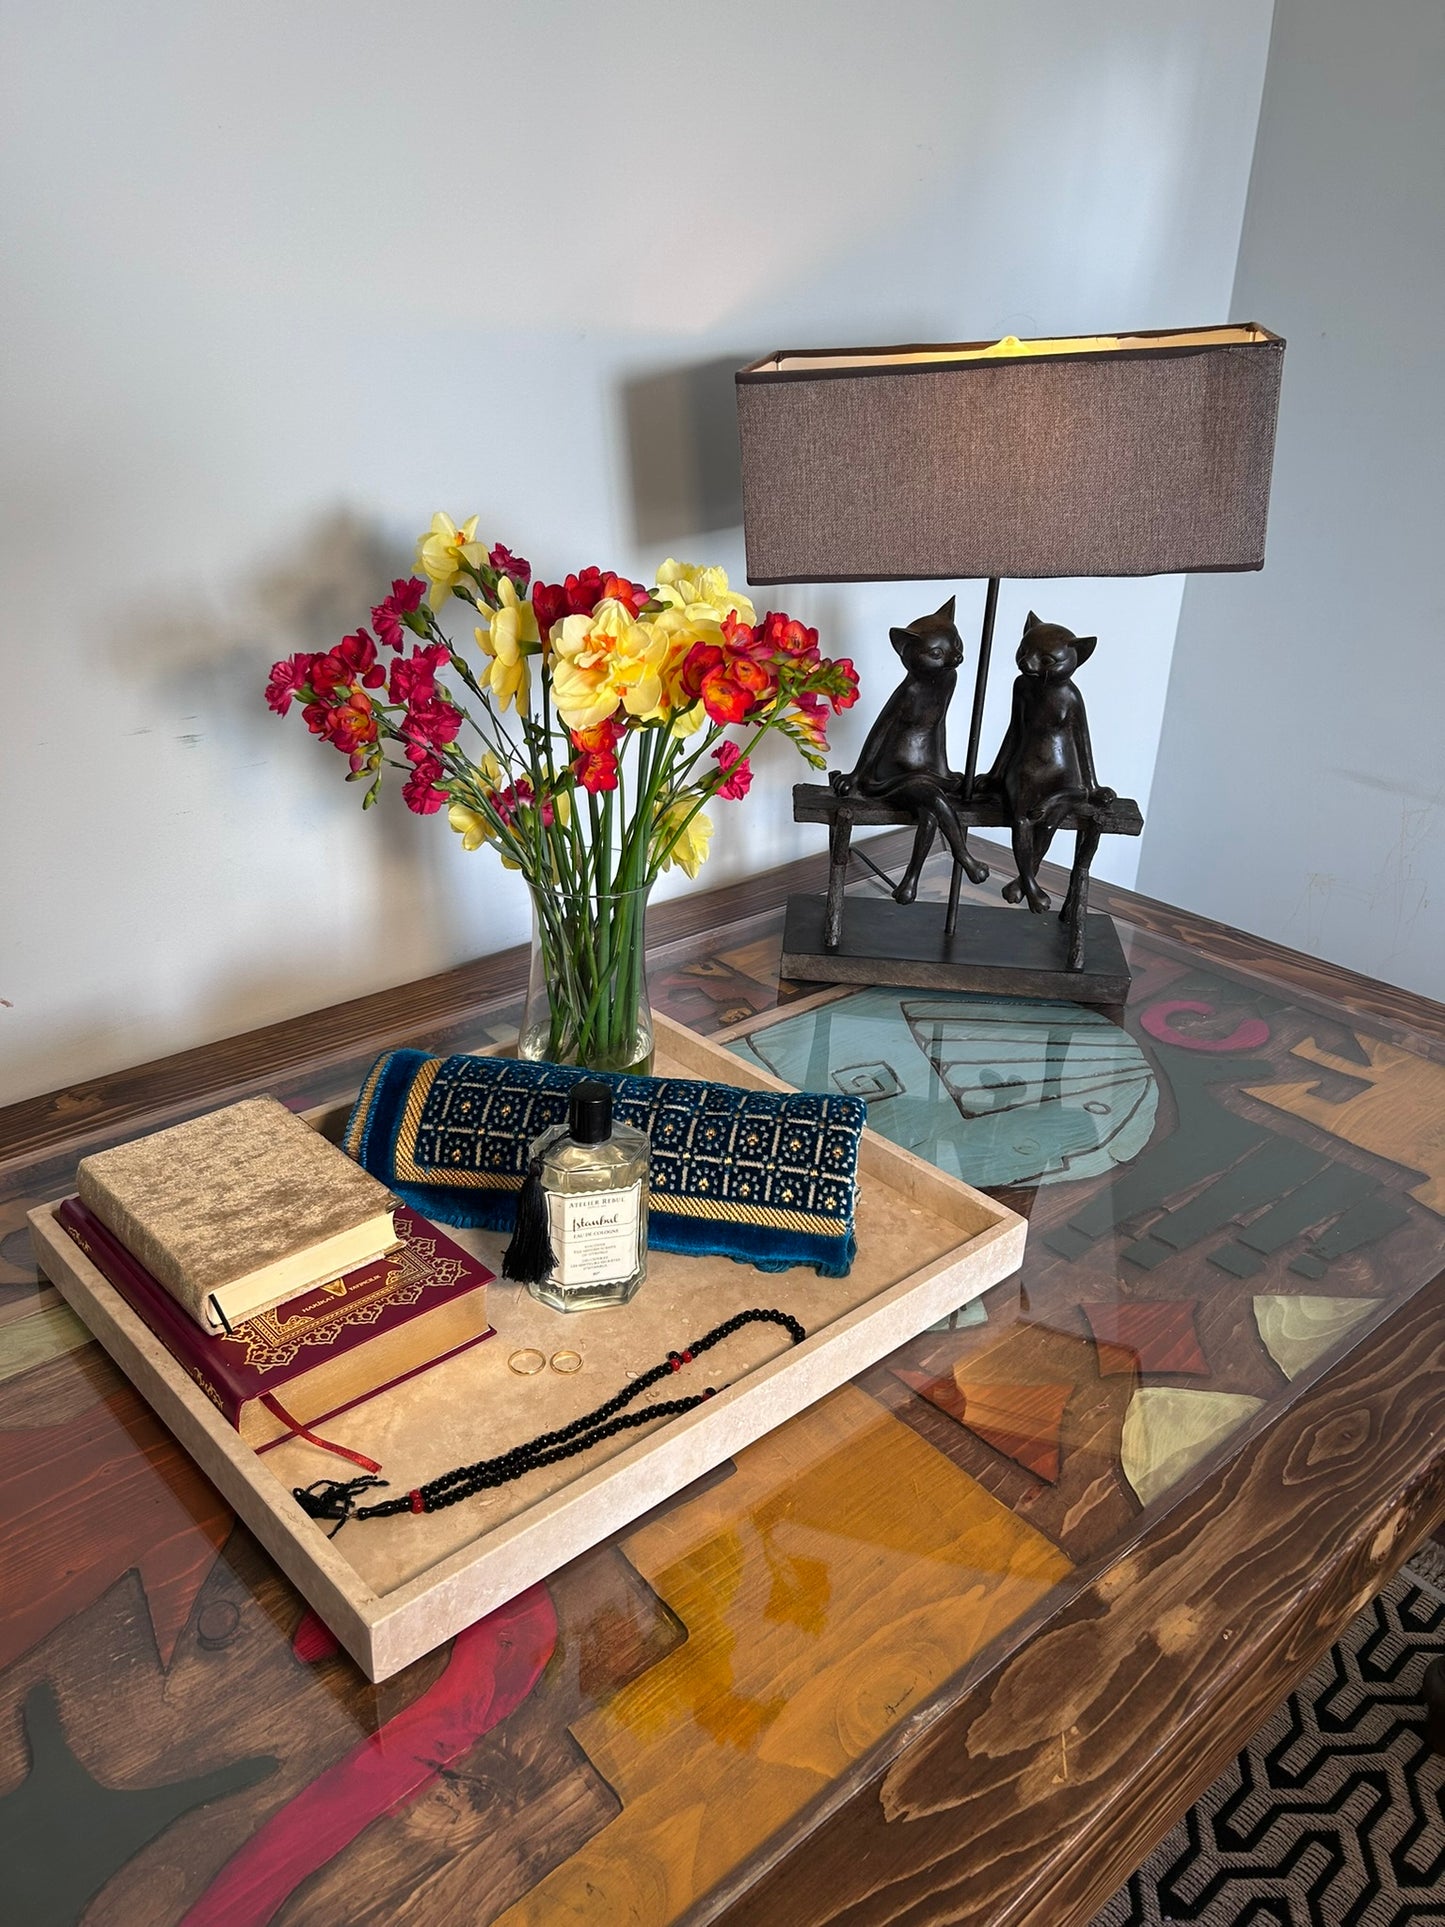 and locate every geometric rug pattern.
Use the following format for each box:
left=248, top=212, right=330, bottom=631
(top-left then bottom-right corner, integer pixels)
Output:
left=1092, top=1563, right=1445, bottom=1926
